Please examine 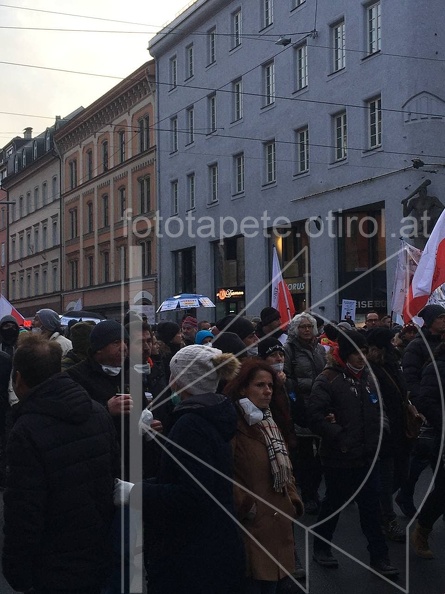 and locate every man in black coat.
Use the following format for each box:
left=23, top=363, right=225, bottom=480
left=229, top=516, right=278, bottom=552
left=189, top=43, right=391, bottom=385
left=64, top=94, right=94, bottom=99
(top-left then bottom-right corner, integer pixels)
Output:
left=2, top=333, right=117, bottom=594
